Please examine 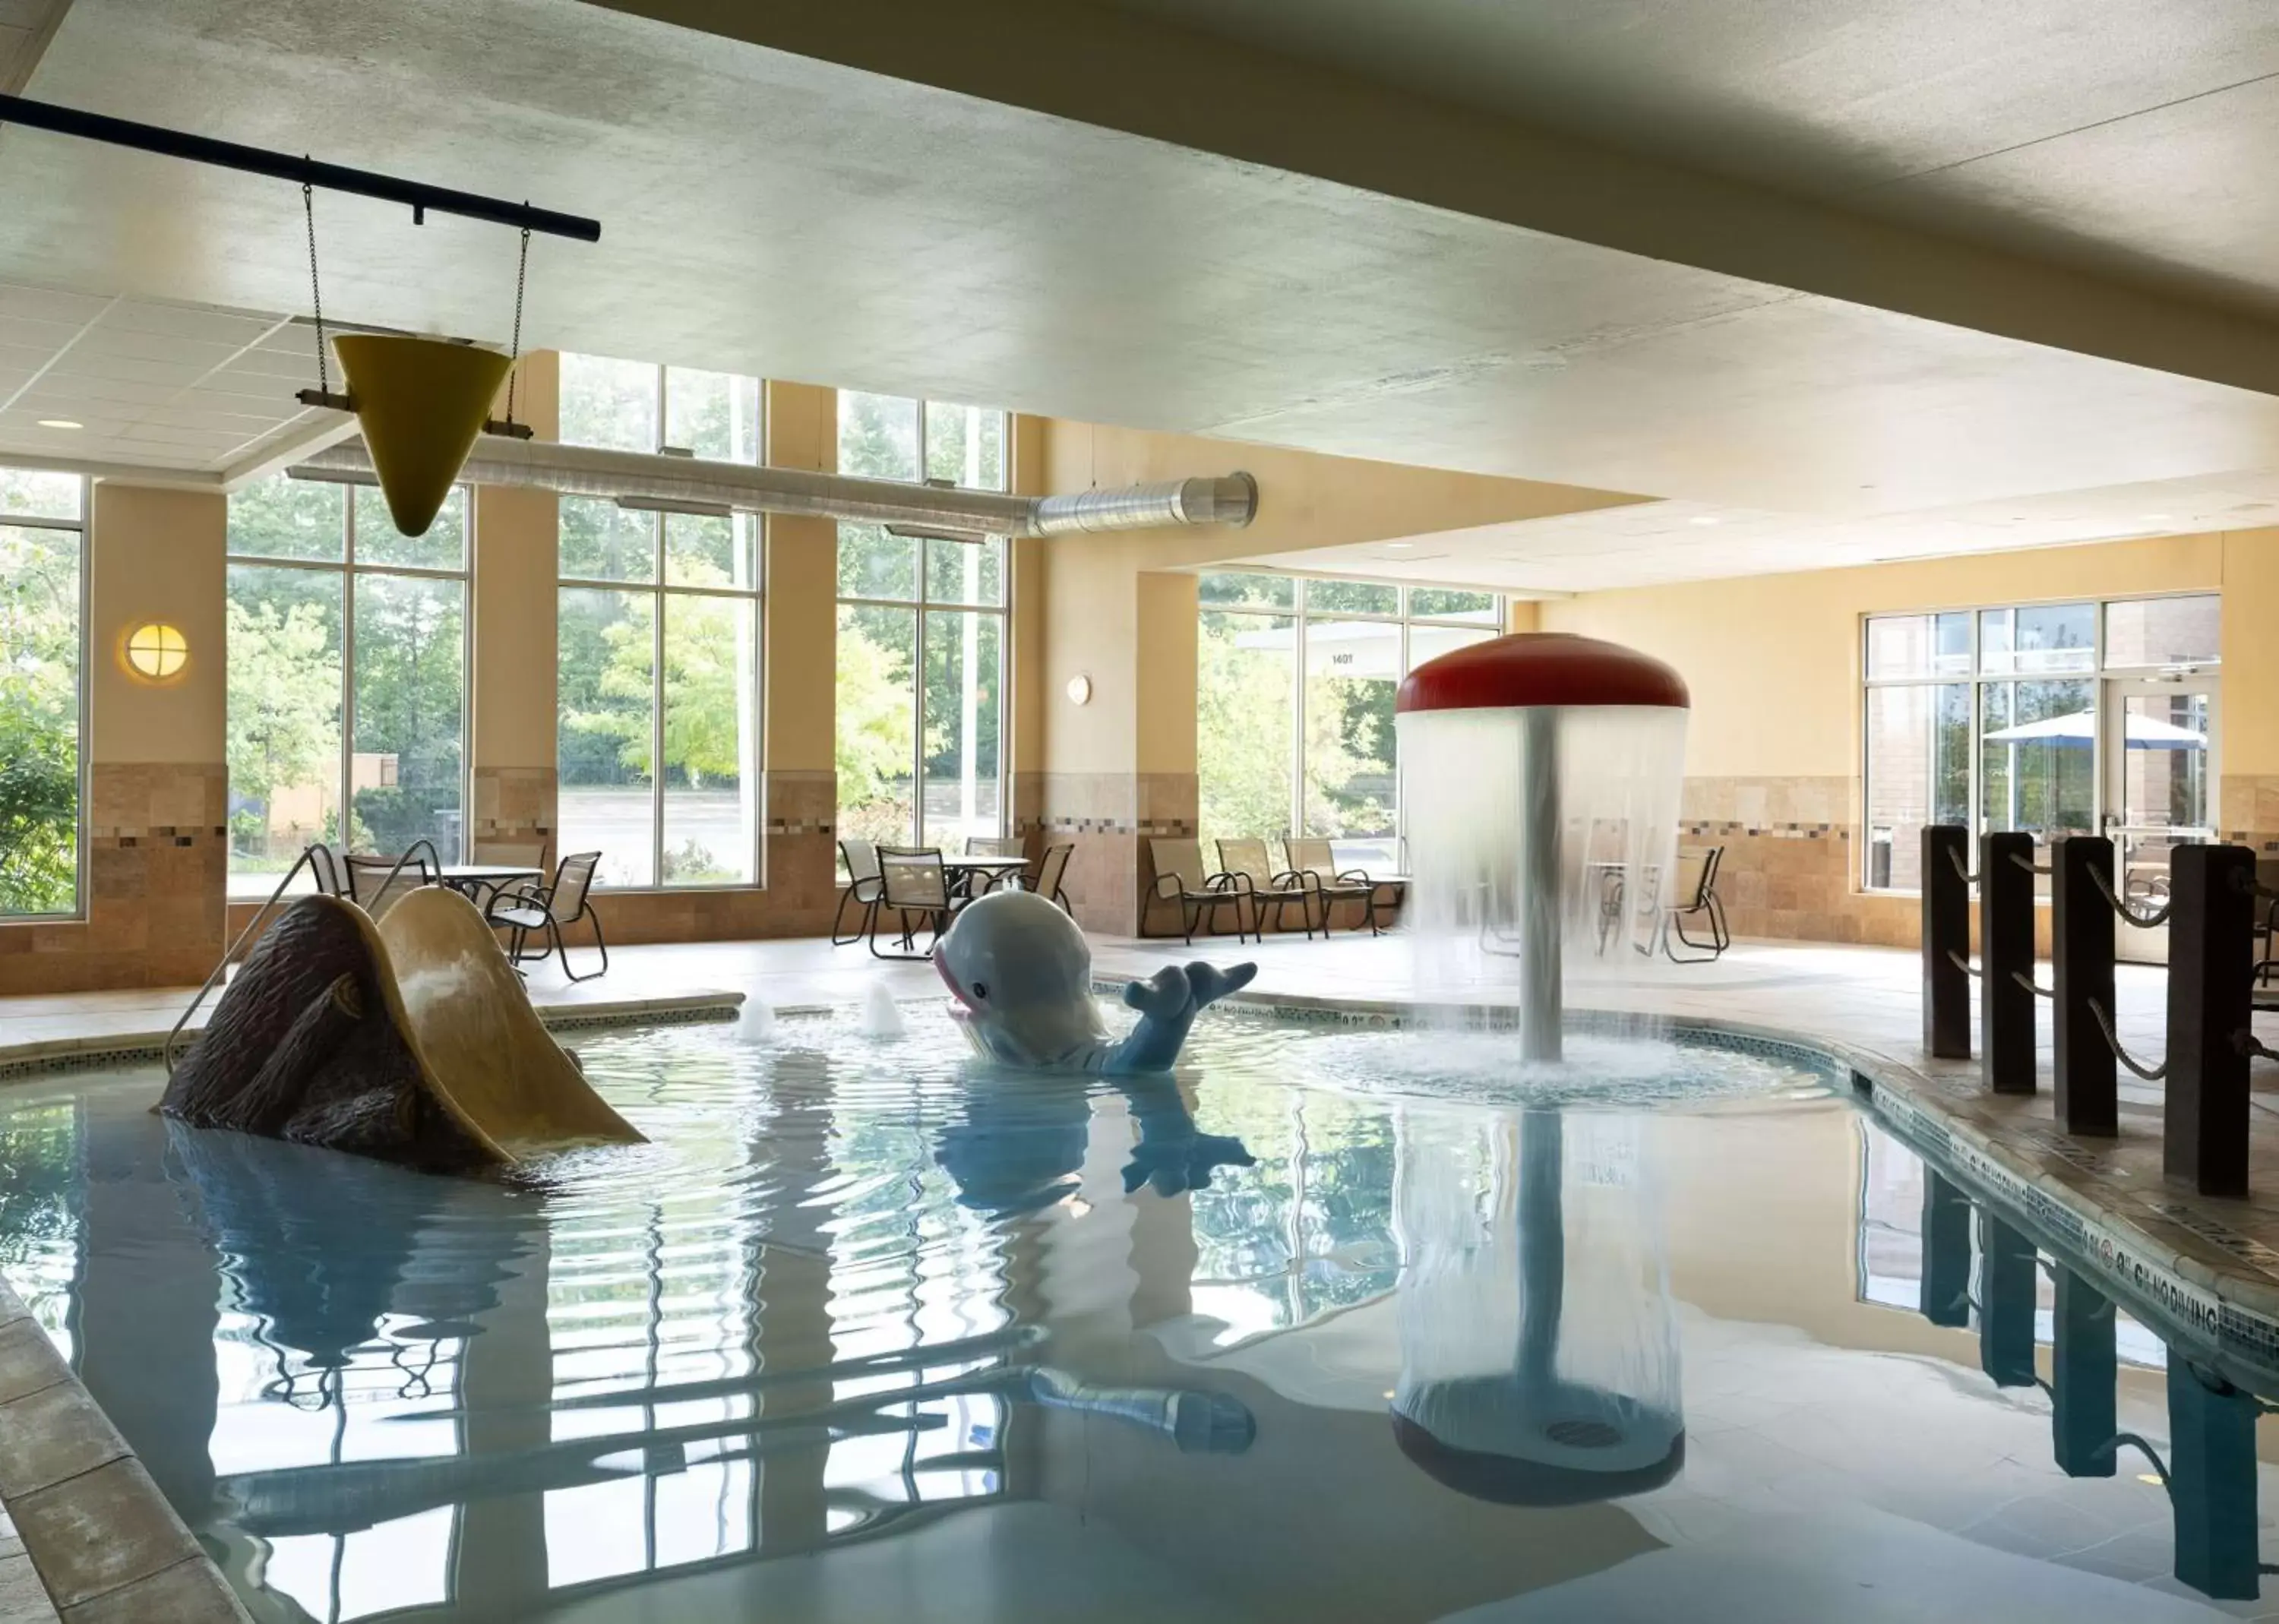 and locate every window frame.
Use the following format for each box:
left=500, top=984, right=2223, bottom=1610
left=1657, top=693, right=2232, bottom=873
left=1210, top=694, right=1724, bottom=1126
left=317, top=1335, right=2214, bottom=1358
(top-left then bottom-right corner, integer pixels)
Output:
left=1196, top=572, right=1505, bottom=852
left=834, top=398, right=1013, bottom=851
left=1858, top=589, right=2220, bottom=893
left=0, top=476, right=90, bottom=922
left=223, top=482, right=475, bottom=896
left=556, top=355, right=770, bottom=893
